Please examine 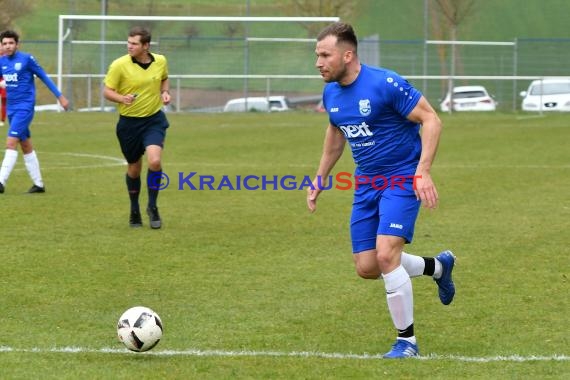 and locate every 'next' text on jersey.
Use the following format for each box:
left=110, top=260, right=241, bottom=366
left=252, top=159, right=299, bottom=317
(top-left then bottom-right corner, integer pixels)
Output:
left=323, top=64, right=423, bottom=177
left=0, top=51, right=61, bottom=111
